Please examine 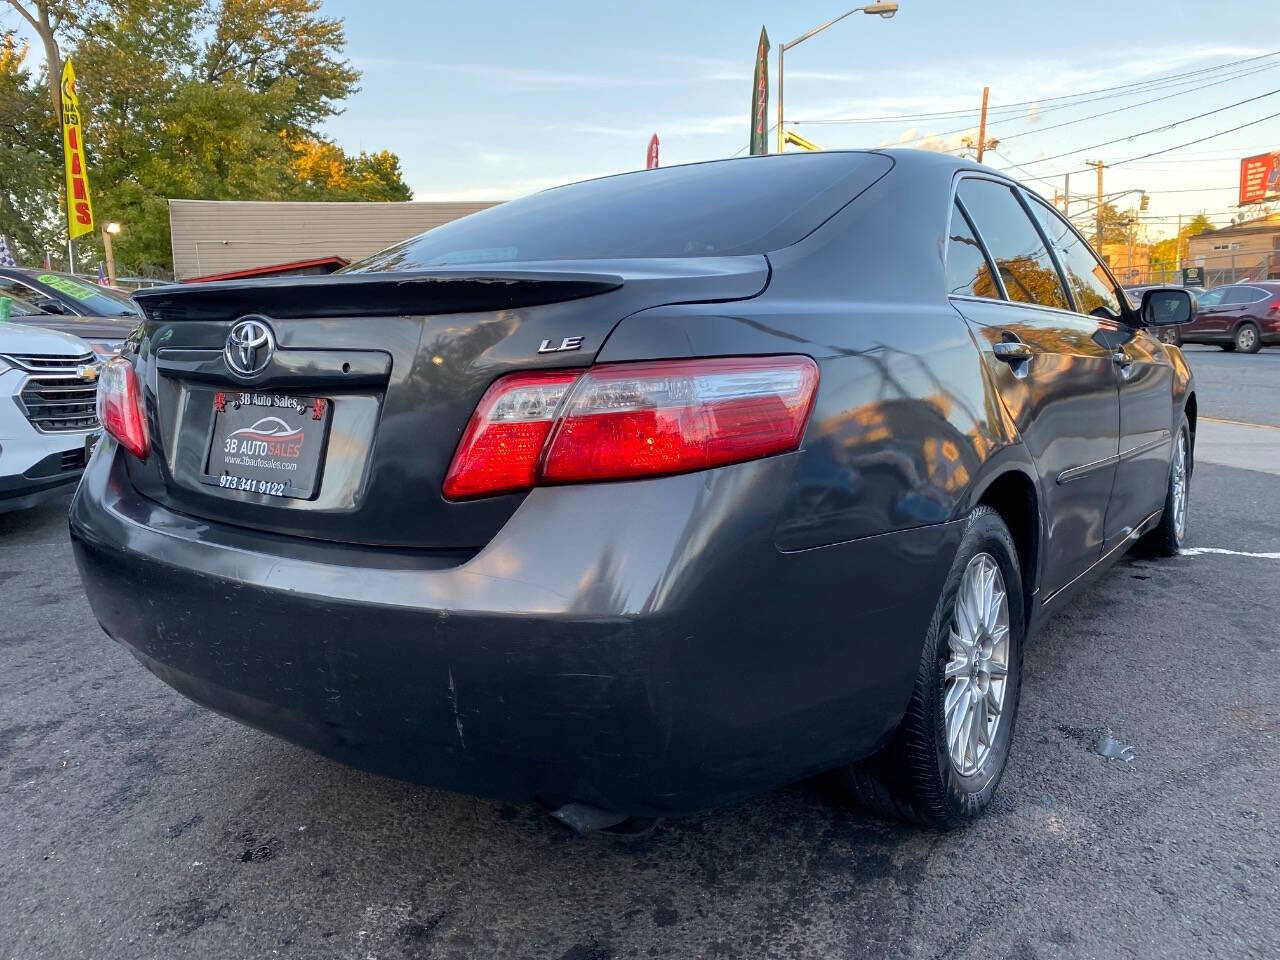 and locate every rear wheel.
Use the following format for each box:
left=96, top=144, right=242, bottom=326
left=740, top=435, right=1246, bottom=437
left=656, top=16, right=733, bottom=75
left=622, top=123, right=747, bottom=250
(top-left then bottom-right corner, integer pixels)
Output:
left=1139, top=415, right=1191, bottom=557
left=843, top=506, right=1024, bottom=828
left=1234, top=322, right=1261, bottom=354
